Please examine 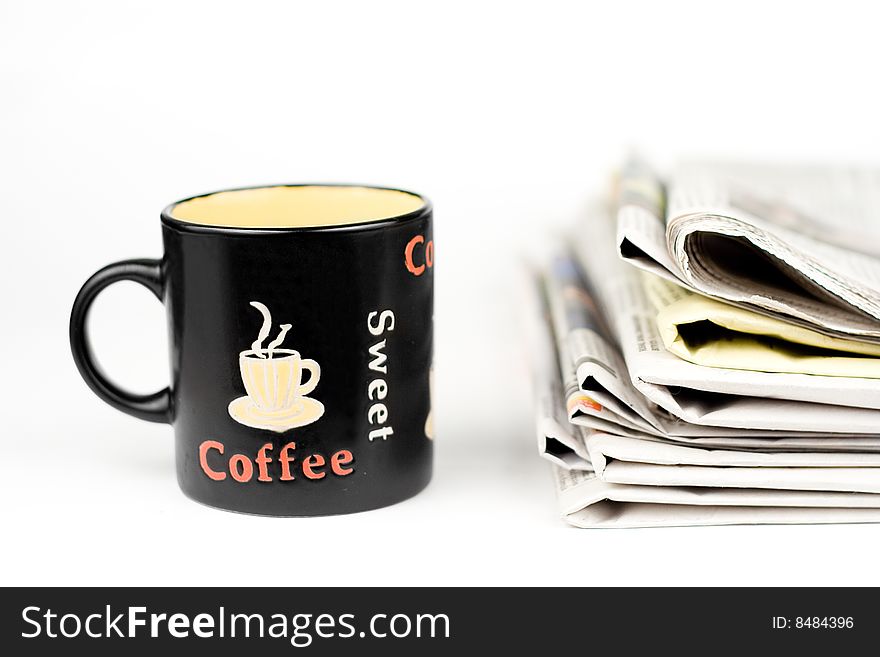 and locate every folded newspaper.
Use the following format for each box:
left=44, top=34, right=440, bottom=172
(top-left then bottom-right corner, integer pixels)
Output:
left=531, top=161, right=880, bottom=528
